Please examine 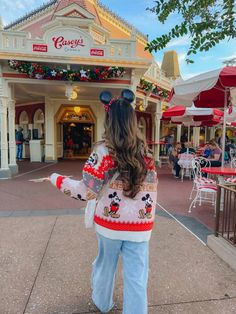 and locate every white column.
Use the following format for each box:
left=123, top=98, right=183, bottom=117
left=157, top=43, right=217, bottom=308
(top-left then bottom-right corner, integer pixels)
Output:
left=0, top=97, right=11, bottom=178
left=177, top=124, right=182, bottom=142
left=193, top=127, right=200, bottom=148
left=28, top=123, right=33, bottom=140
left=204, top=127, right=207, bottom=143
left=210, top=126, right=215, bottom=140
left=154, top=113, right=161, bottom=162
left=45, top=98, right=57, bottom=162
left=8, top=99, right=18, bottom=174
